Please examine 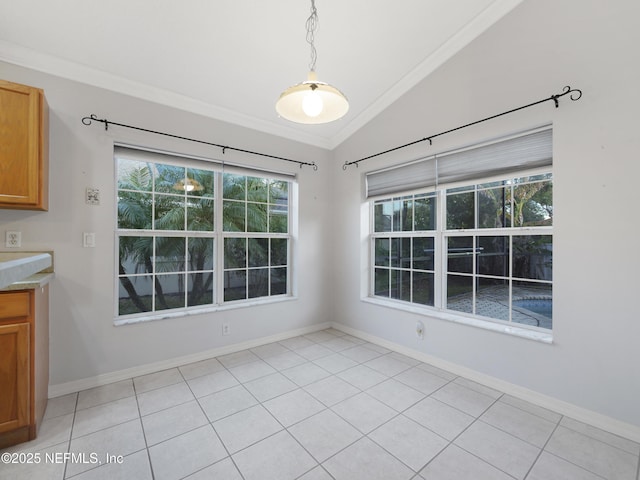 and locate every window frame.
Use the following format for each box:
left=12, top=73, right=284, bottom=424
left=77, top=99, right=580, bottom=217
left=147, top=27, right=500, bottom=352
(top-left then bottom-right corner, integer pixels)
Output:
left=368, top=166, right=553, bottom=340
left=114, top=146, right=296, bottom=325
